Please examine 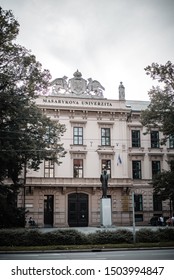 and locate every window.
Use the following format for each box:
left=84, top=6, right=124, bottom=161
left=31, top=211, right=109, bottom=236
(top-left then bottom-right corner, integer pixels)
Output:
left=135, top=214, right=143, bottom=222
left=132, top=130, right=140, bottom=147
left=153, top=194, right=162, bottom=211
left=73, top=159, right=83, bottom=178
left=151, top=131, right=159, bottom=148
left=169, top=135, right=174, bottom=148
left=44, top=159, right=54, bottom=177
left=44, top=126, right=55, bottom=144
left=152, top=161, right=161, bottom=177
left=101, top=128, right=110, bottom=146
left=101, top=159, right=111, bottom=178
left=73, top=127, right=83, bottom=145
left=26, top=186, right=33, bottom=196
left=134, top=194, right=143, bottom=211
left=132, top=160, right=141, bottom=179
left=170, top=160, right=174, bottom=171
